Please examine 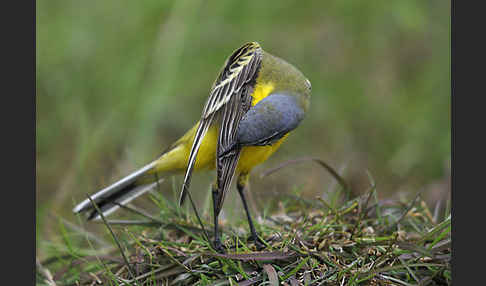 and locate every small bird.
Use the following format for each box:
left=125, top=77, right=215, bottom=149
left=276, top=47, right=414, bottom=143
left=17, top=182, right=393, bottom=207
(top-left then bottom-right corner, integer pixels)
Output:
left=73, top=42, right=311, bottom=252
